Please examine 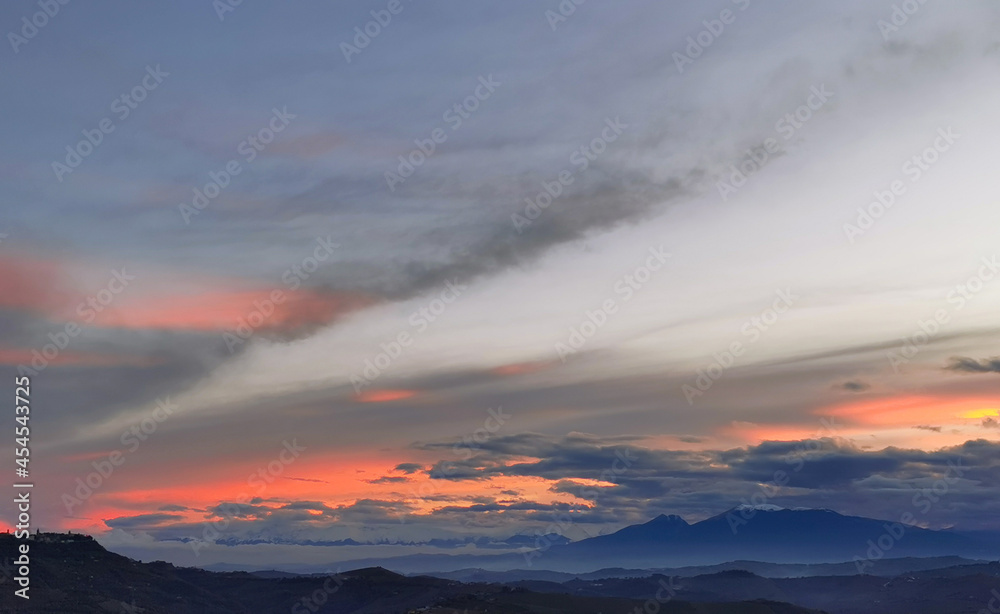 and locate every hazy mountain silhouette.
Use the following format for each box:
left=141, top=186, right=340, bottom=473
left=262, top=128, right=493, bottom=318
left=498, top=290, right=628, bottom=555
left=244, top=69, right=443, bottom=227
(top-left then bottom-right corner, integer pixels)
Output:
left=330, top=507, right=1000, bottom=574
left=4, top=531, right=998, bottom=613
left=0, top=532, right=825, bottom=613
left=547, top=507, right=996, bottom=569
